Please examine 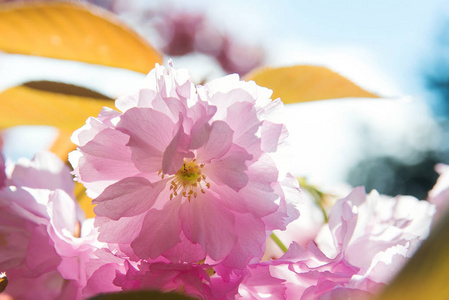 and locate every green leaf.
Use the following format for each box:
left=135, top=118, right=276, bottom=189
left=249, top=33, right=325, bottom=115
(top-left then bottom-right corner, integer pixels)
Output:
left=87, top=290, right=197, bottom=300
left=245, top=65, right=379, bottom=104
left=0, top=1, right=162, bottom=73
